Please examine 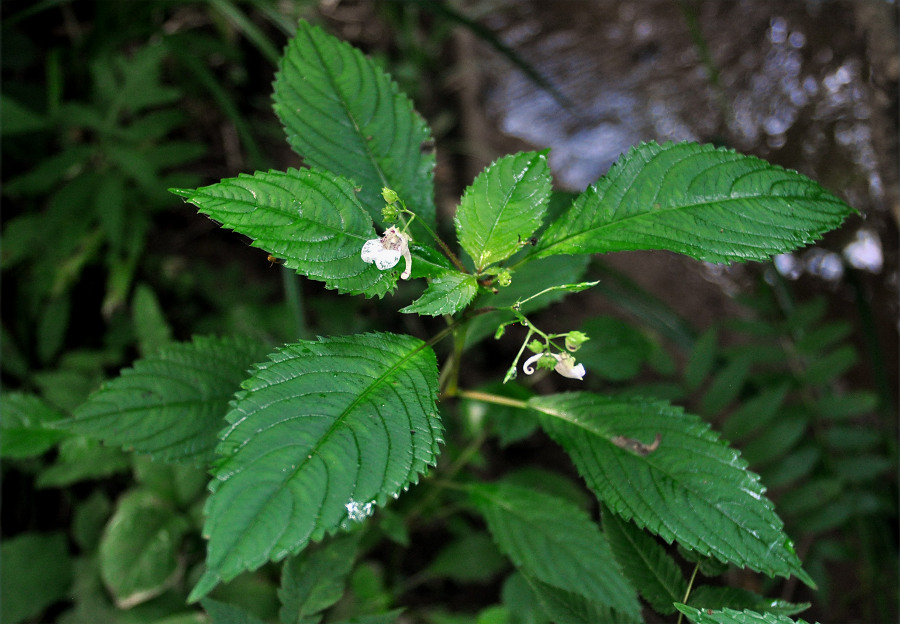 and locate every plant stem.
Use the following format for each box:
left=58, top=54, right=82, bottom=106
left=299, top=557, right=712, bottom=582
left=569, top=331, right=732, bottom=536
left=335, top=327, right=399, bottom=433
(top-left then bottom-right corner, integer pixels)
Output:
left=677, top=562, right=701, bottom=624
left=454, top=389, right=529, bottom=410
